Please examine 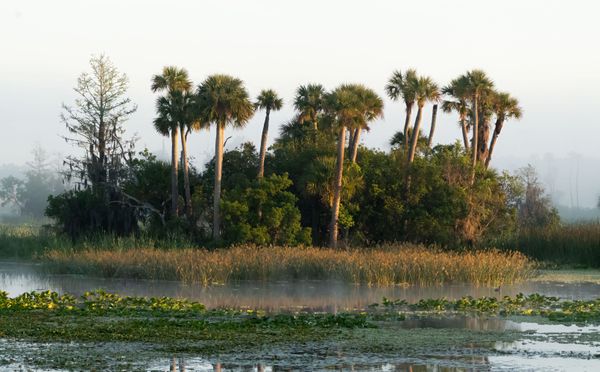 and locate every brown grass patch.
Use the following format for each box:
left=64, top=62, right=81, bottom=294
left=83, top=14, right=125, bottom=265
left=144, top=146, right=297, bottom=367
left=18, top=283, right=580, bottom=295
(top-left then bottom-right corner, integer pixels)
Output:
left=44, top=244, right=534, bottom=286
